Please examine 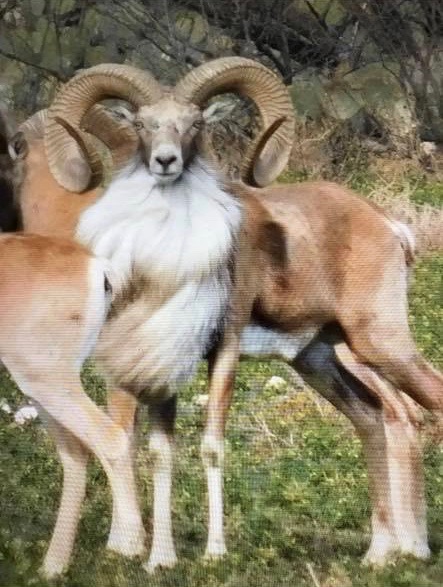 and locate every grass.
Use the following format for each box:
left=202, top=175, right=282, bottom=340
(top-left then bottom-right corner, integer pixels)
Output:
left=0, top=171, right=442, bottom=586
left=0, top=251, right=442, bottom=587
